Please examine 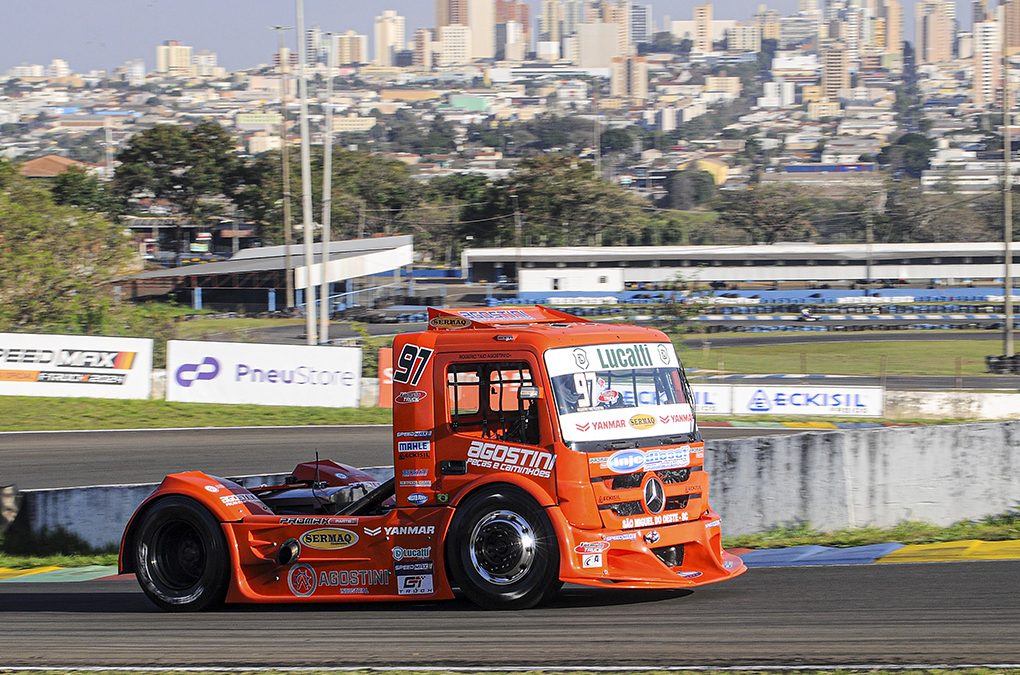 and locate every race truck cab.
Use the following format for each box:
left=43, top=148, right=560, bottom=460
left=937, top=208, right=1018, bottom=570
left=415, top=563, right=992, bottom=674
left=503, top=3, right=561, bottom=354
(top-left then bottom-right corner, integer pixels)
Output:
left=120, top=306, right=745, bottom=611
